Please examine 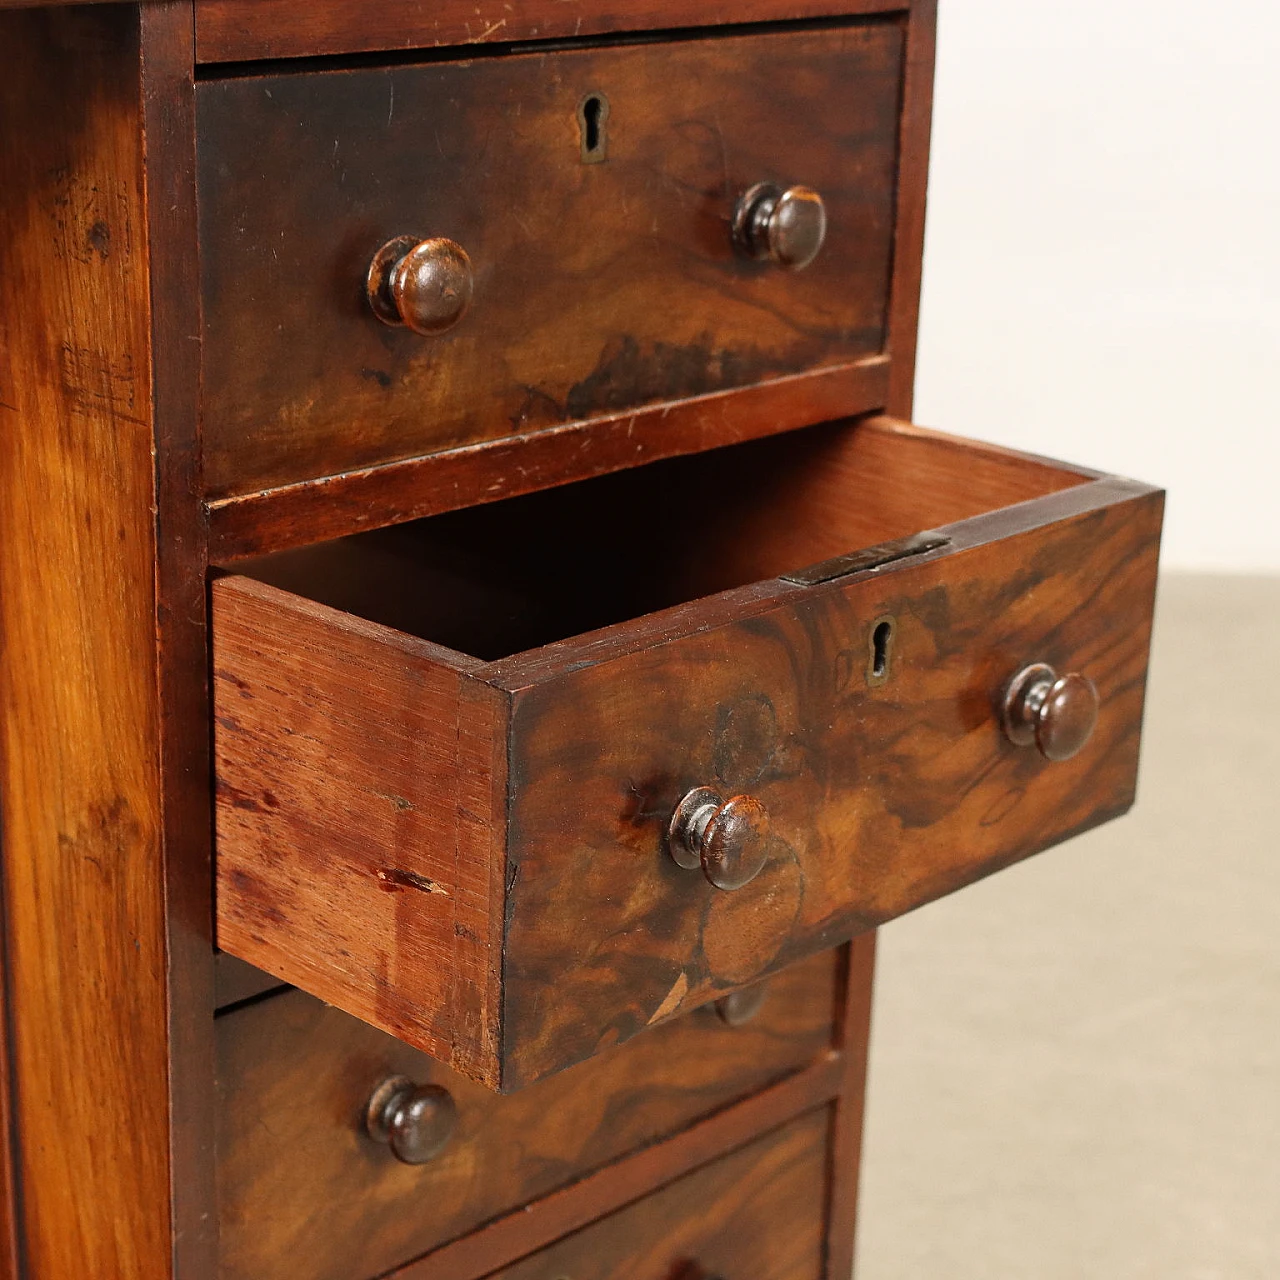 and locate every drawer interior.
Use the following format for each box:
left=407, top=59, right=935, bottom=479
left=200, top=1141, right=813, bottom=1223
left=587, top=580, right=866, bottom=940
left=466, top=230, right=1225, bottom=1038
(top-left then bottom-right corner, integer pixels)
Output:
left=231, top=417, right=1090, bottom=660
